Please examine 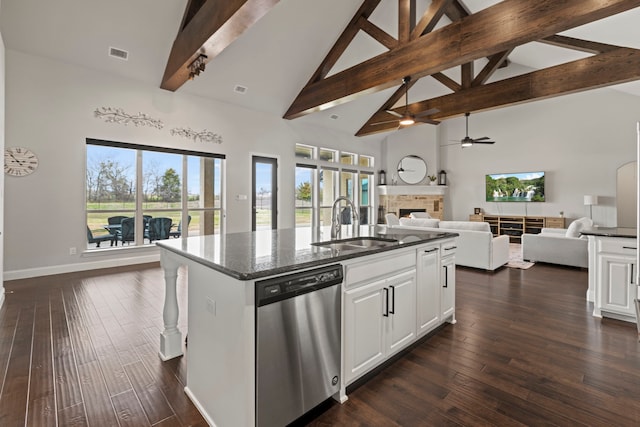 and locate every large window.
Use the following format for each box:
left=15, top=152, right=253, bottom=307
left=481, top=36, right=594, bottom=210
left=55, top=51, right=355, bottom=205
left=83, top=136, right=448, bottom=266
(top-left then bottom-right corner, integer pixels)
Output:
left=295, top=144, right=374, bottom=239
left=86, top=139, right=224, bottom=249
